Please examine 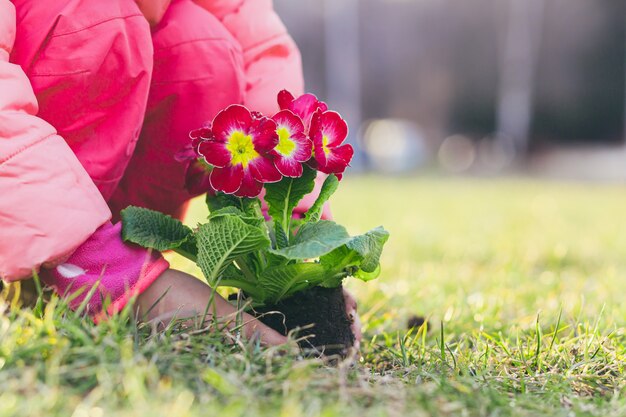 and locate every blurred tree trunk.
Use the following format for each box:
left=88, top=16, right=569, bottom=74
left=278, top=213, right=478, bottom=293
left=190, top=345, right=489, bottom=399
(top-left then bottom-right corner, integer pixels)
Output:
left=324, top=0, right=363, bottom=168
left=496, top=0, right=545, bottom=158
